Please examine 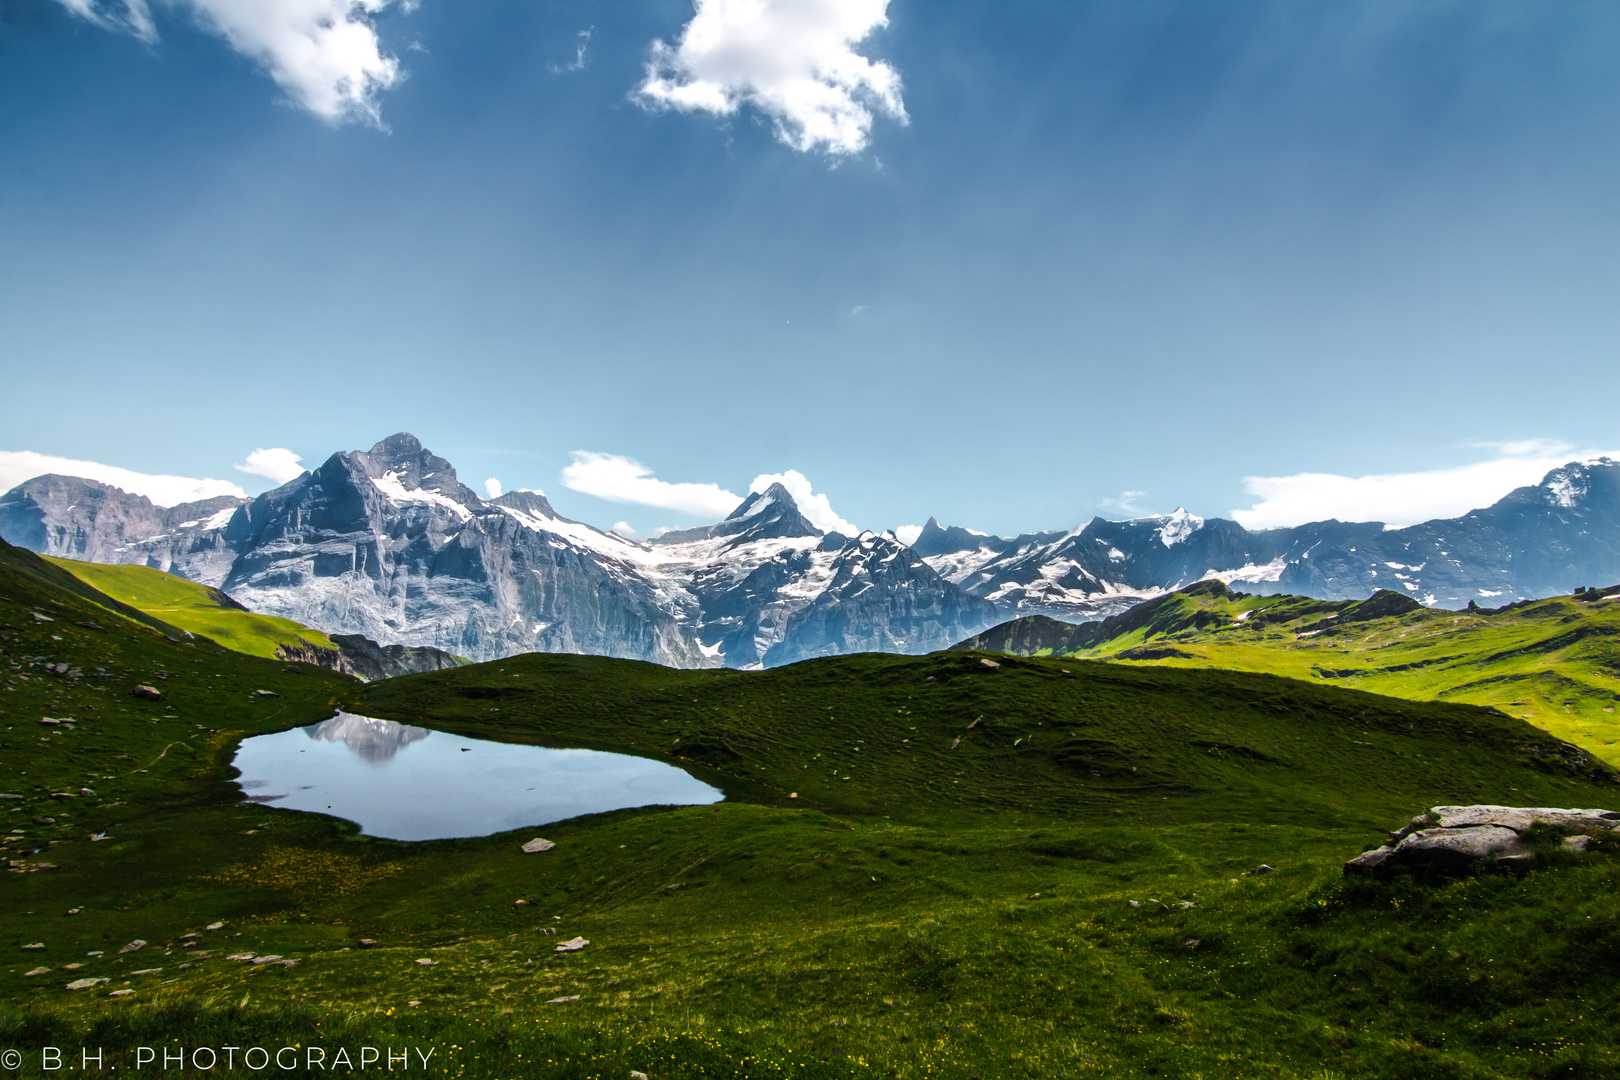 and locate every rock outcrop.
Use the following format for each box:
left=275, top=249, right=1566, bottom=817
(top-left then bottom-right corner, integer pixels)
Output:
left=1345, top=804, right=1620, bottom=877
